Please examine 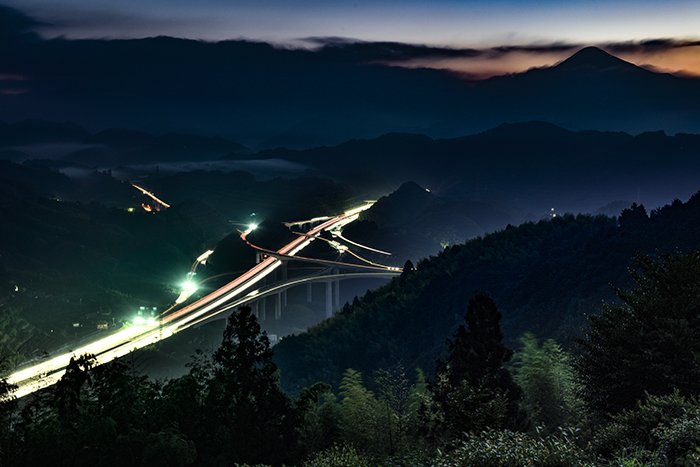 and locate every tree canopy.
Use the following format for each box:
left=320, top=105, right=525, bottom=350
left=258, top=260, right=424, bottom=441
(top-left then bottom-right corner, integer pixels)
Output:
left=577, top=251, right=700, bottom=414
